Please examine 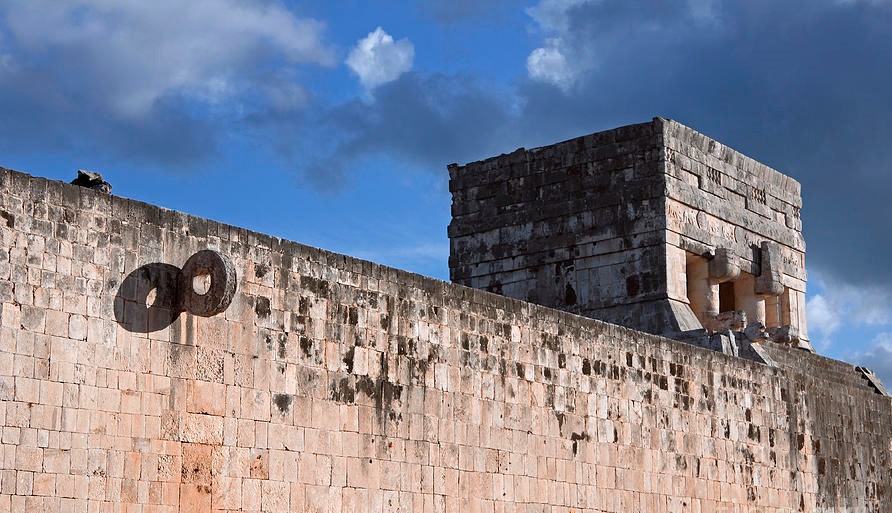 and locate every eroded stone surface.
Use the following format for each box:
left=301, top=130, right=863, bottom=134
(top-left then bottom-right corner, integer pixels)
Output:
left=0, top=155, right=889, bottom=513
left=178, top=249, right=237, bottom=317
left=448, top=118, right=809, bottom=349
